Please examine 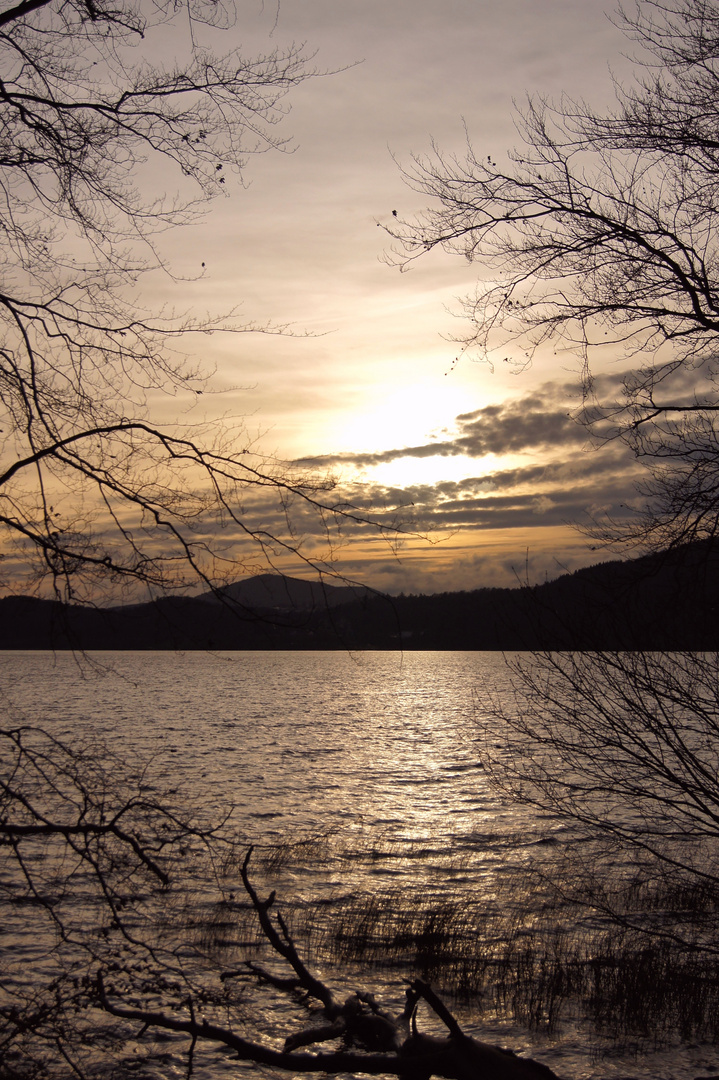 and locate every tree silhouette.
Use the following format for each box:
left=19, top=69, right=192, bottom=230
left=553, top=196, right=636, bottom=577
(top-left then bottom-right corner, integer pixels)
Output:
left=479, top=651, right=719, bottom=936
left=391, top=0, right=719, bottom=956
left=0, top=0, right=389, bottom=605
left=388, top=0, right=719, bottom=553
left=0, top=3, right=407, bottom=1071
